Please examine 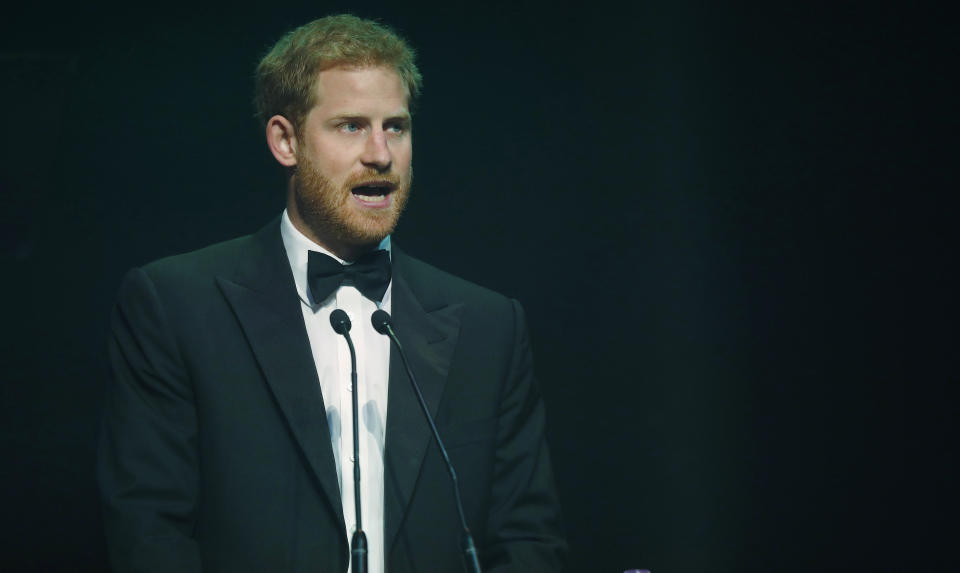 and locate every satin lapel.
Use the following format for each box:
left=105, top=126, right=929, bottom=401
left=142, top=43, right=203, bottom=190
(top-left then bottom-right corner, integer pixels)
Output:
left=383, top=253, right=464, bottom=558
left=215, top=221, right=346, bottom=540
